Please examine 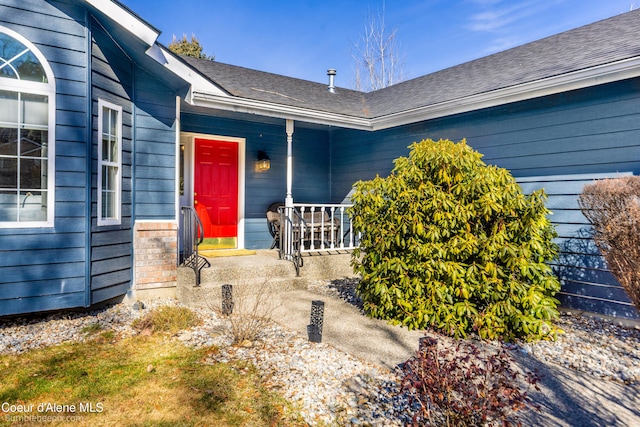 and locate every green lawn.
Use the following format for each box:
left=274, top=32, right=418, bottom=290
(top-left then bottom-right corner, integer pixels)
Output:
left=0, top=308, right=306, bottom=427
